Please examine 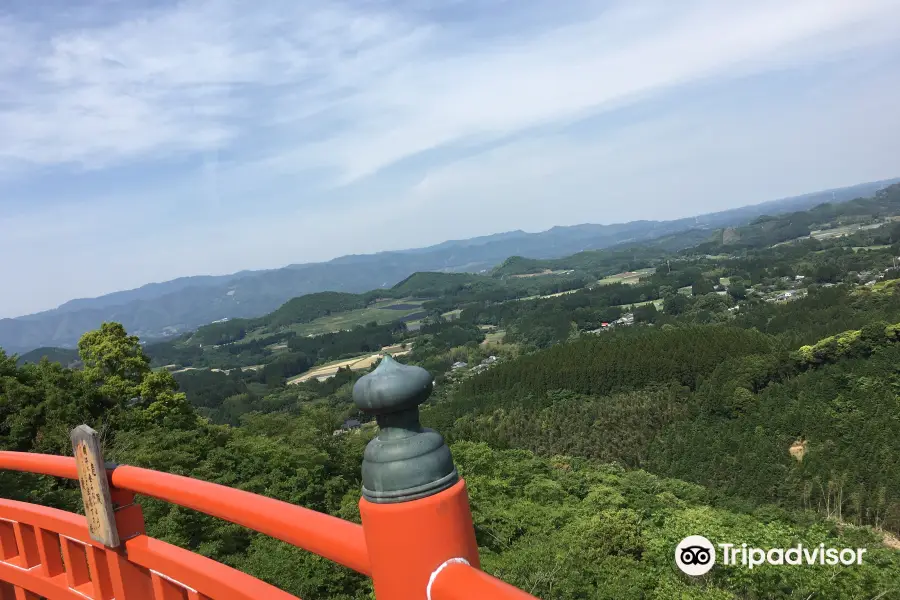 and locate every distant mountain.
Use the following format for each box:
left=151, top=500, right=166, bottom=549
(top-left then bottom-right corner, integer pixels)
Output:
left=2, top=178, right=897, bottom=354
left=15, top=347, right=81, bottom=368
left=395, top=230, right=532, bottom=254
